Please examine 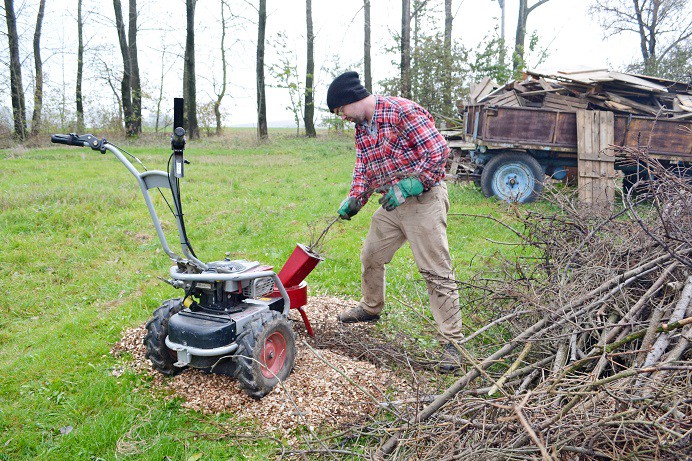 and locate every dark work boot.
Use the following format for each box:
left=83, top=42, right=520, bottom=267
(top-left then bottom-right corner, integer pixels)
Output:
left=439, top=342, right=463, bottom=373
left=337, top=305, right=381, bottom=323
